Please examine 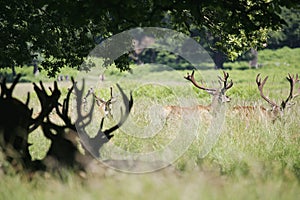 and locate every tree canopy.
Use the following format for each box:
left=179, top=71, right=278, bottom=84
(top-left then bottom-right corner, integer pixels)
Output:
left=1, top=0, right=298, bottom=76
left=268, top=7, right=300, bottom=48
